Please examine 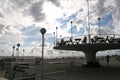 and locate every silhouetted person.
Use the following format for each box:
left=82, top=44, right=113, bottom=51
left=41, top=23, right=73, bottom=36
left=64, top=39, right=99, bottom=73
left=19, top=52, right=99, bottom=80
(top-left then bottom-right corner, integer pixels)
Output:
left=35, top=58, right=42, bottom=65
left=91, top=38, right=95, bottom=43
left=61, top=38, right=64, bottom=45
left=82, top=36, right=87, bottom=43
left=70, top=60, right=75, bottom=67
left=106, top=55, right=110, bottom=65
left=106, top=36, right=109, bottom=43
left=70, top=37, right=72, bottom=42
